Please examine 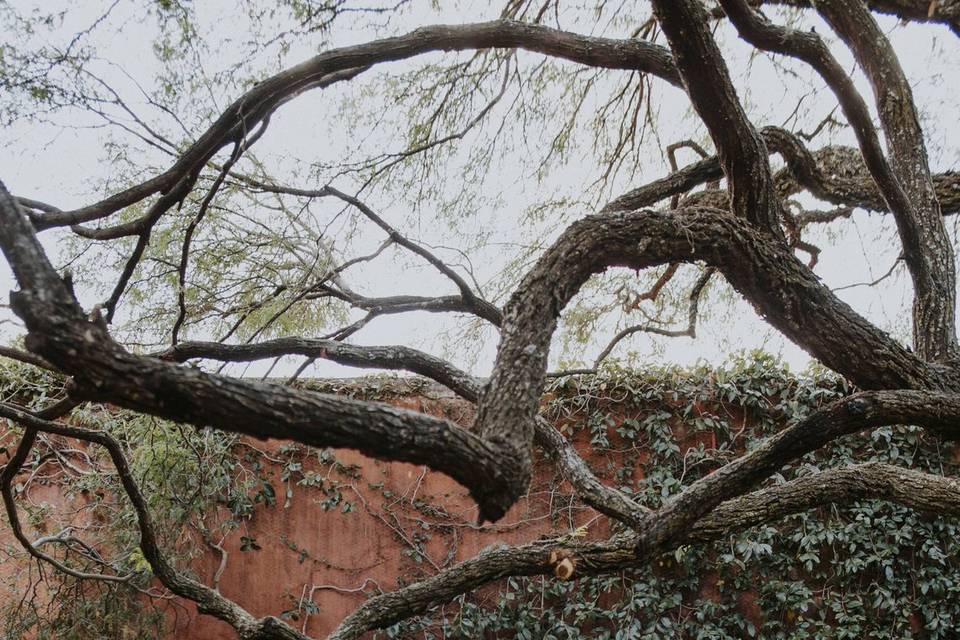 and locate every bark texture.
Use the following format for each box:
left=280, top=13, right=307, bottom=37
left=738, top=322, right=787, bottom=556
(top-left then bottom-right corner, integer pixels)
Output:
left=2, top=3, right=960, bottom=638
